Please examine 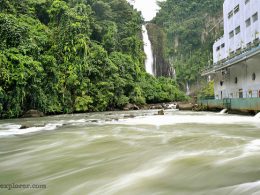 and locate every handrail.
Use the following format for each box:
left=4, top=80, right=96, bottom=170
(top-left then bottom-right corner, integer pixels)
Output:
left=202, top=42, right=260, bottom=76
left=198, top=89, right=260, bottom=100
